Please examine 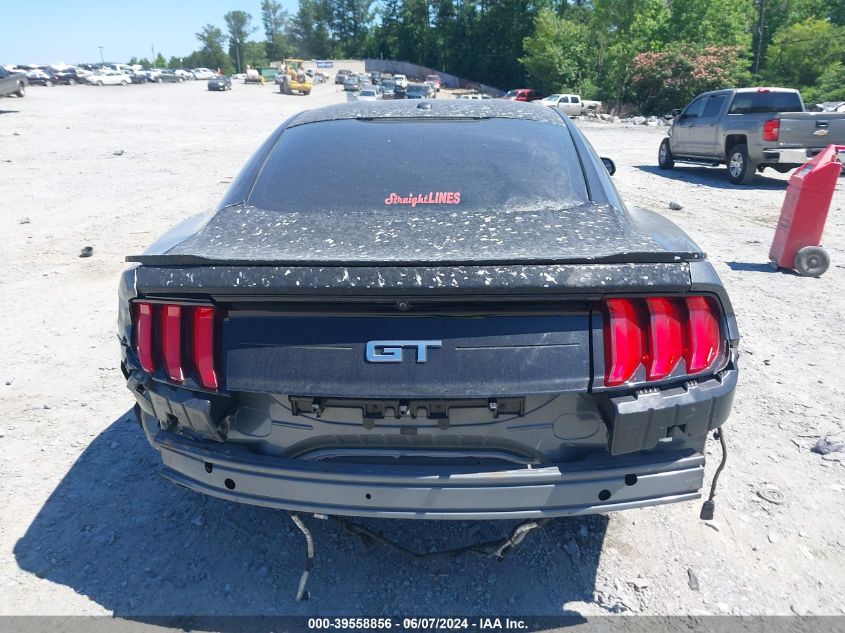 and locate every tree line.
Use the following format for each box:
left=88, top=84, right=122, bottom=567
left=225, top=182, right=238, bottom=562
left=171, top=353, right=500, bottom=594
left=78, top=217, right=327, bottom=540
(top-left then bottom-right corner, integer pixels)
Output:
left=130, top=0, right=845, bottom=113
